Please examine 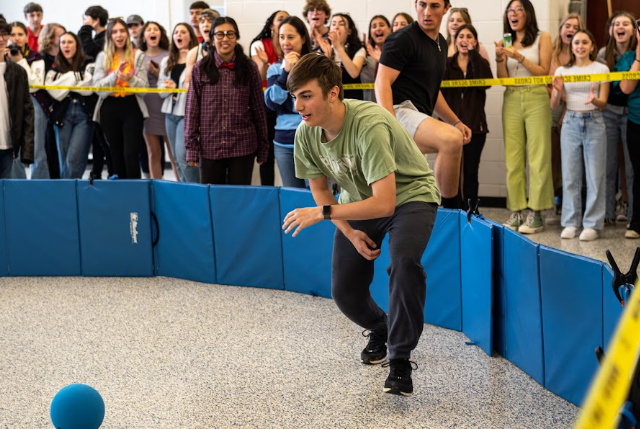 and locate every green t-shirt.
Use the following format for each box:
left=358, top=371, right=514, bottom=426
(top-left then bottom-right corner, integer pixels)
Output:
left=294, top=99, right=441, bottom=206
